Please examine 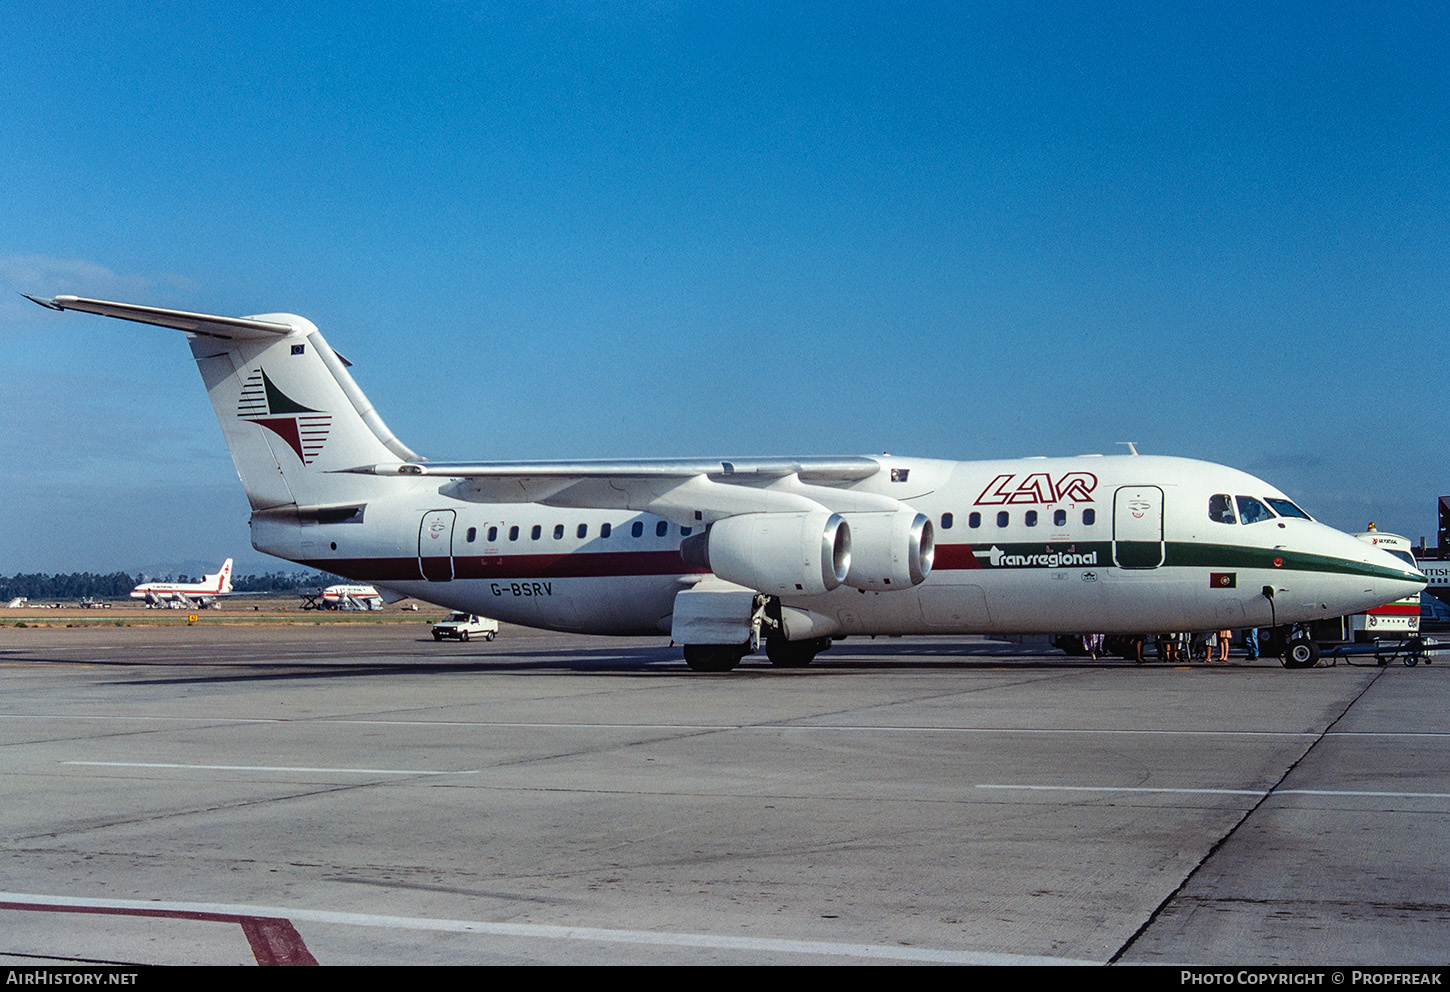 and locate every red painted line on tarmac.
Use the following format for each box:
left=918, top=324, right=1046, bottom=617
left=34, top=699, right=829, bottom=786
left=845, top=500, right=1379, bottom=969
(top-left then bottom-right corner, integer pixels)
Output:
left=0, top=900, right=318, bottom=966
left=239, top=916, right=318, bottom=966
